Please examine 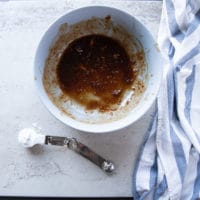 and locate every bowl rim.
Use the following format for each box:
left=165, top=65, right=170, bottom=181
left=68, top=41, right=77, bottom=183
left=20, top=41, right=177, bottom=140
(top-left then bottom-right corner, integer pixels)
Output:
left=34, top=5, right=163, bottom=133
